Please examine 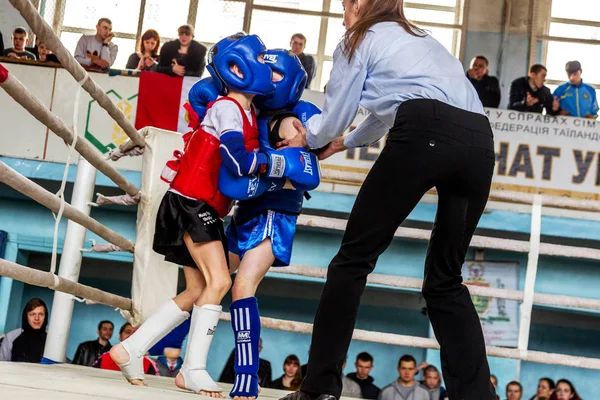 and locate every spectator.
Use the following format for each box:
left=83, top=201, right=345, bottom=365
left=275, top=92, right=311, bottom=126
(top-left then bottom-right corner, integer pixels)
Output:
left=550, top=379, right=581, bottom=400
left=2, top=27, right=36, bottom=60
left=74, top=18, right=117, bottom=70
left=341, top=357, right=363, bottom=398
left=290, top=33, right=315, bottom=88
left=147, top=316, right=190, bottom=377
left=126, top=29, right=160, bottom=71
left=154, top=346, right=183, bottom=378
left=72, top=320, right=114, bottom=366
left=93, top=322, right=157, bottom=375
left=508, top=64, right=560, bottom=115
left=506, top=381, right=523, bottom=400
left=219, top=338, right=272, bottom=388
left=347, top=352, right=380, bottom=400
left=530, top=378, right=555, bottom=400
left=491, top=375, right=501, bottom=399
left=156, top=24, right=206, bottom=77
left=37, top=42, right=59, bottom=63
left=419, top=365, right=448, bottom=400
left=271, top=354, right=303, bottom=391
left=0, top=298, right=48, bottom=362
left=379, top=355, right=429, bottom=400
left=466, top=55, right=501, bottom=108
left=554, top=61, right=599, bottom=119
